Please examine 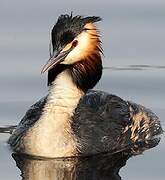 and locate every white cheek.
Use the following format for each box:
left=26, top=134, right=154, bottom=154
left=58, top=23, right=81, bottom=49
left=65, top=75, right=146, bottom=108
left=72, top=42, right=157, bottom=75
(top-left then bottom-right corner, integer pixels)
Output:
left=62, top=32, right=91, bottom=64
